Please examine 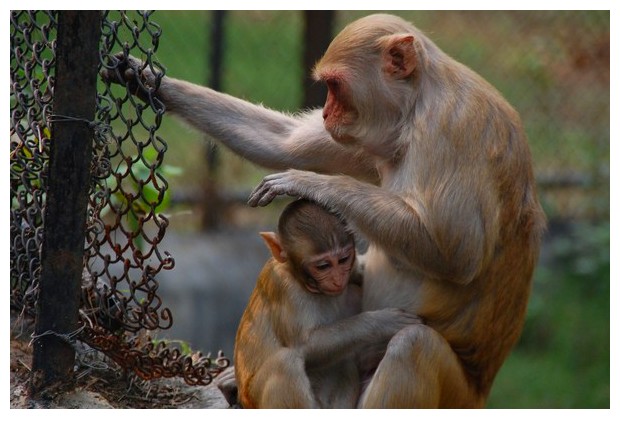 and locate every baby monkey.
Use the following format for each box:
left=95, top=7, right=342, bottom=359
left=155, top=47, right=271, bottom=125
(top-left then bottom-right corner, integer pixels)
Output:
left=233, top=199, right=418, bottom=408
